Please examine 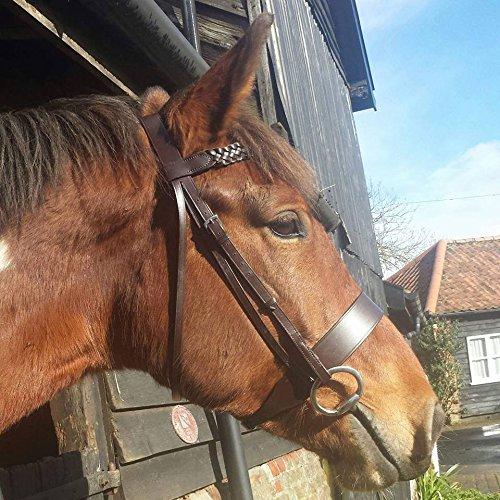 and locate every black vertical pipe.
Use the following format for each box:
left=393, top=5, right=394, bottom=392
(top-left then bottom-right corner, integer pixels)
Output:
left=181, top=0, right=201, bottom=53
left=216, top=412, right=254, bottom=500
